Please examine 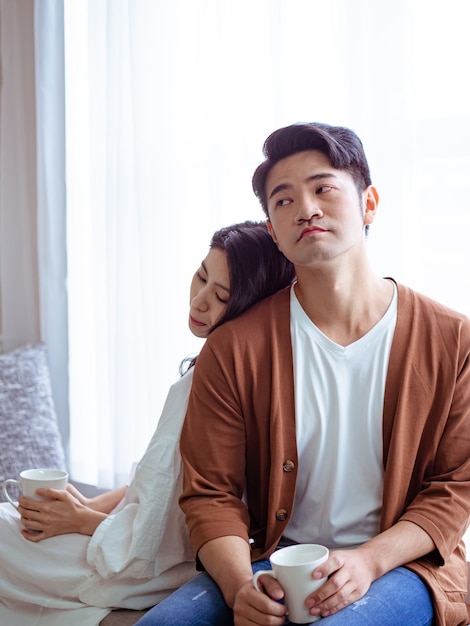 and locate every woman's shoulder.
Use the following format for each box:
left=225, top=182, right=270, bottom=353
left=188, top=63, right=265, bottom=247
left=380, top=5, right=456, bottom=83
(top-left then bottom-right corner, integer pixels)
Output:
left=146, top=367, right=194, bottom=440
